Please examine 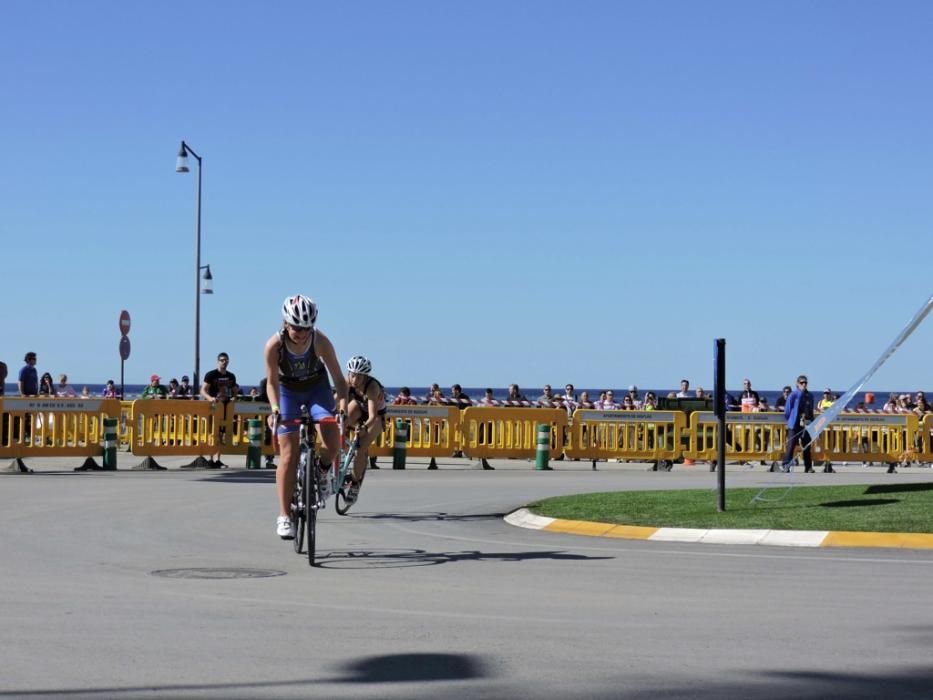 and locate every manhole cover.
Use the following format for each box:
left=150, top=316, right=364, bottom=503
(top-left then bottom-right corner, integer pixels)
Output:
left=151, top=567, right=286, bottom=579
